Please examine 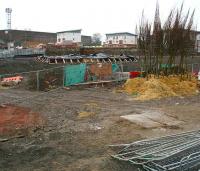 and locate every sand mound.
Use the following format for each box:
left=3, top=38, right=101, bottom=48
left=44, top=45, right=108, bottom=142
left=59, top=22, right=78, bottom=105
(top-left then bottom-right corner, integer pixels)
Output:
left=78, top=103, right=100, bottom=118
left=78, top=111, right=95, bottom=118
left=123, top=76, right=198, bottom=100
